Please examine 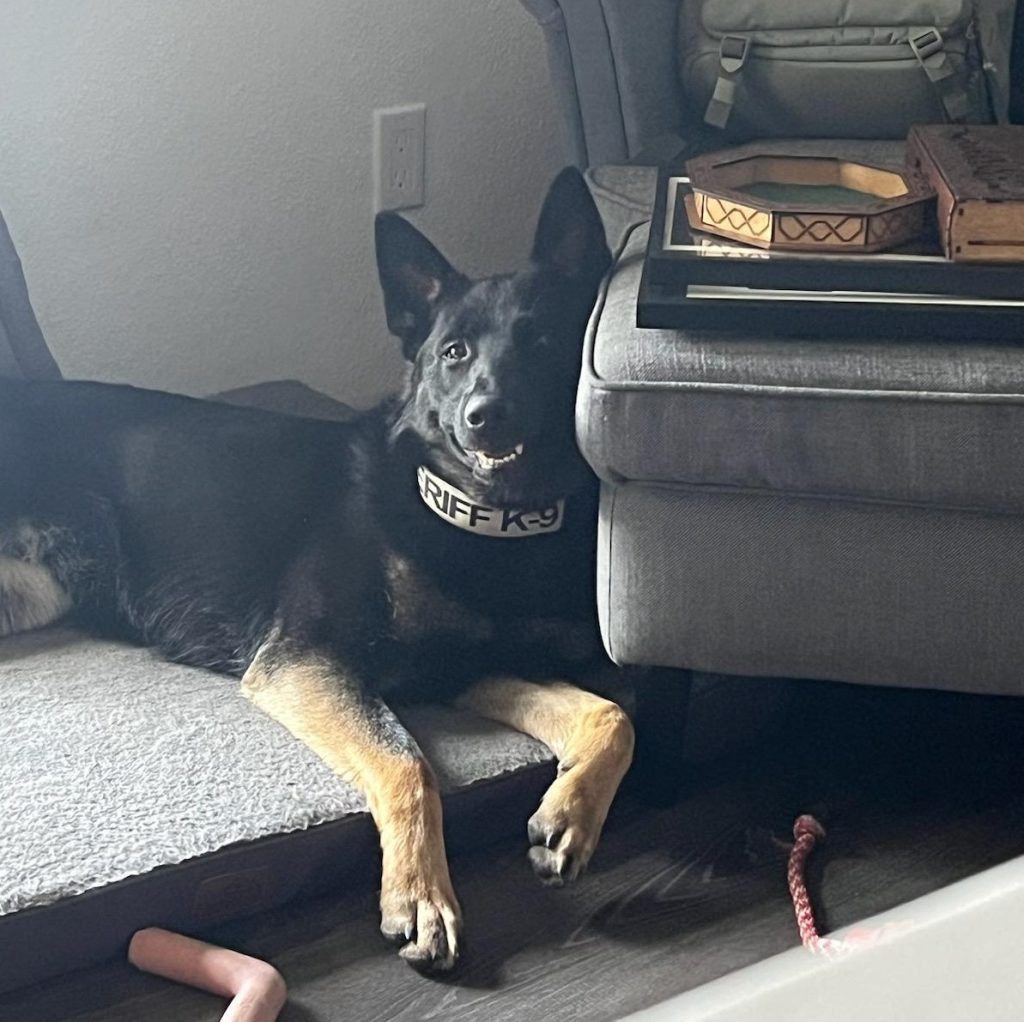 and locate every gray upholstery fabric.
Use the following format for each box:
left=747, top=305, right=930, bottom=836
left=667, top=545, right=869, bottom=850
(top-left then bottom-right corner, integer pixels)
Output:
left=0, top=628, right=552, bottom=917
left=521, top=0, right=592, bottom=167
left=596, top=0, right=687, bottom=158
left=521, top=0, right=687, bottom=165
left=0, top=210, right=59, bottom=380
left=597, top=482, right=1024, bottom=696
left=580, top=212, right=1024, bottom=515
left=0, top=329, right=20, bottom=379
left=576, top=164, right=1024, bottom=693
left=586, top=164, right=658, bottom=251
